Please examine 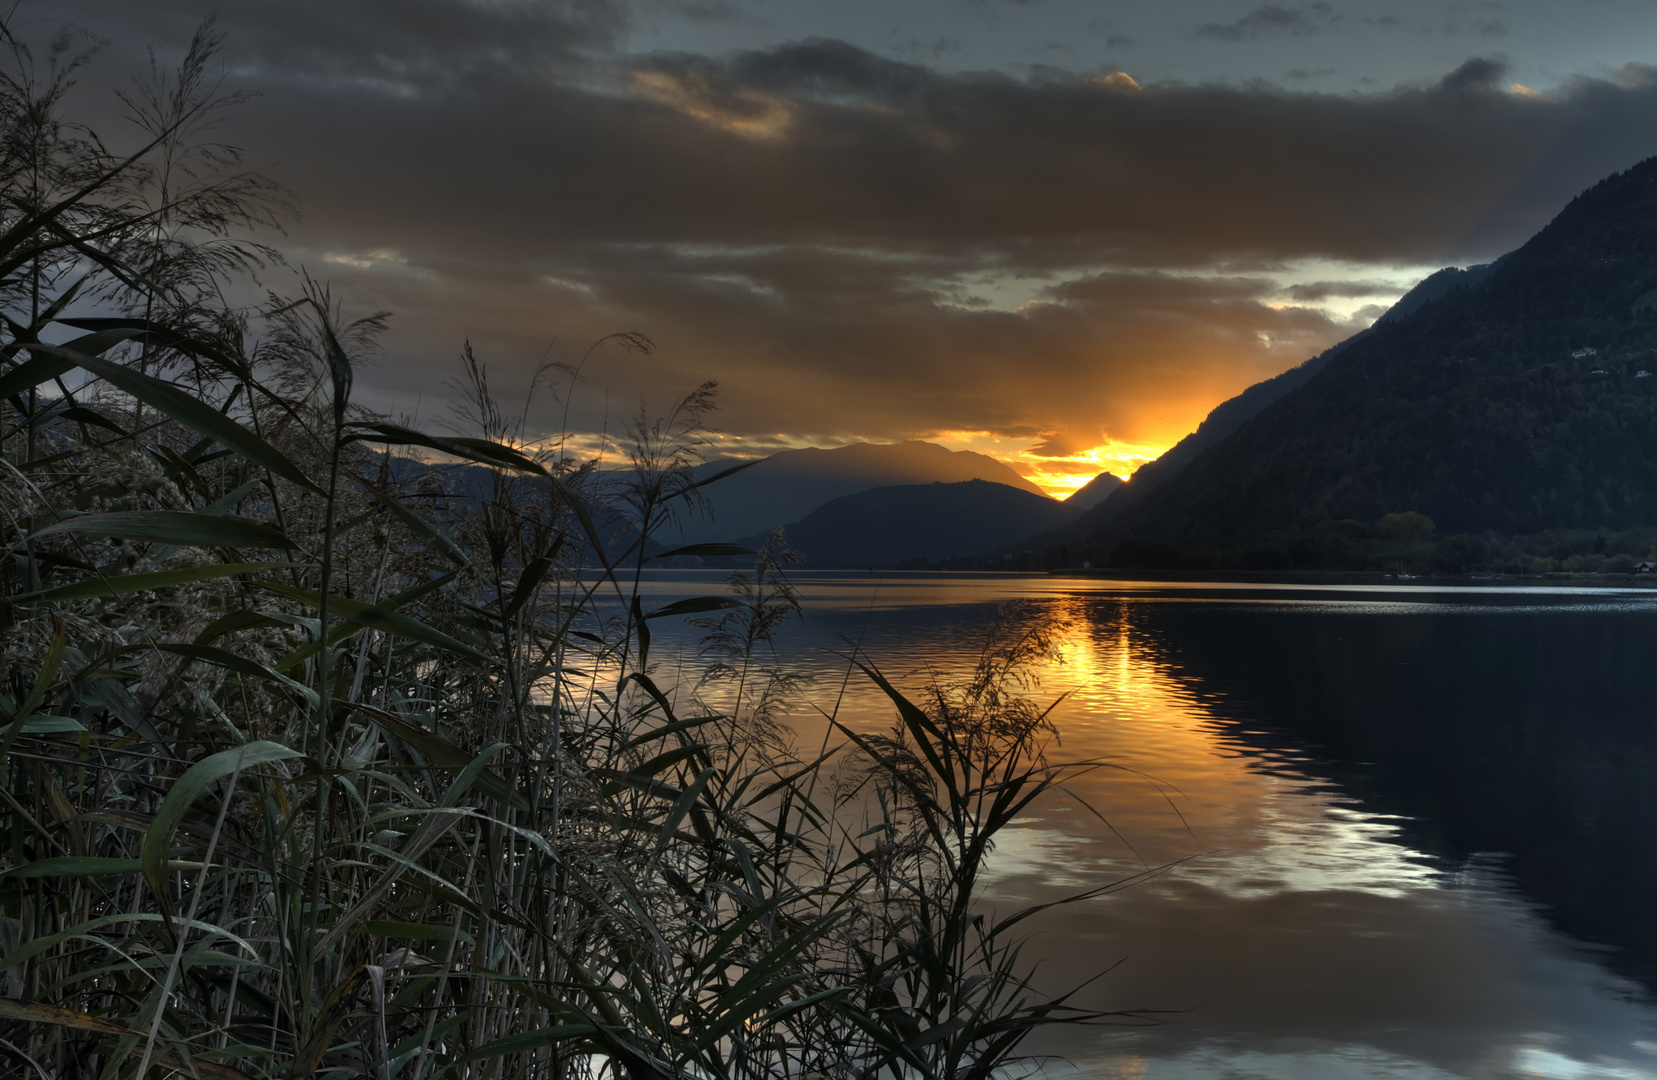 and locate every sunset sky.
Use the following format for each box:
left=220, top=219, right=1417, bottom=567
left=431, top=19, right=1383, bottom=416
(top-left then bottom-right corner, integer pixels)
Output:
left=45, top=0, right=1657, bottom=496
